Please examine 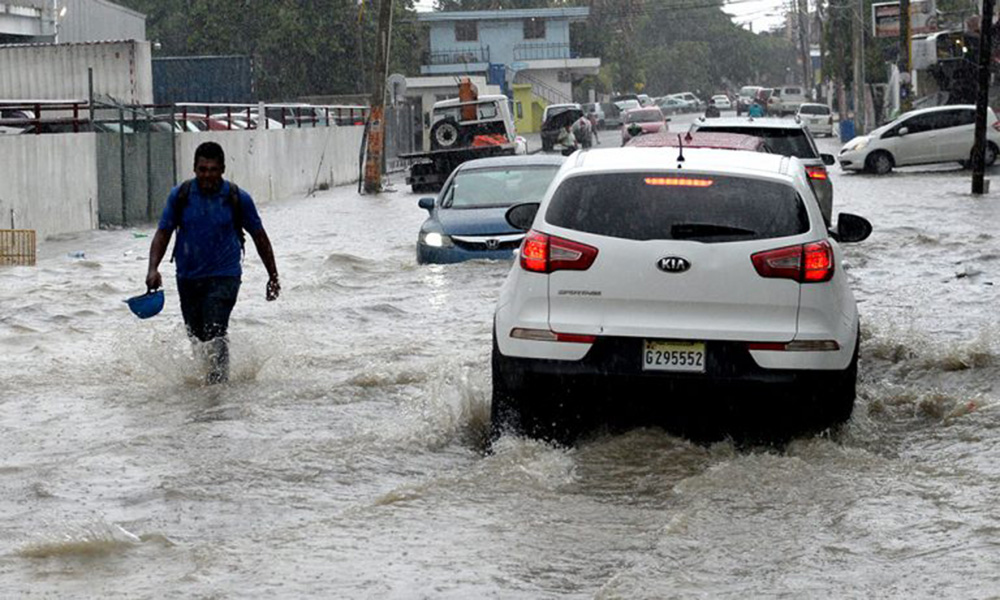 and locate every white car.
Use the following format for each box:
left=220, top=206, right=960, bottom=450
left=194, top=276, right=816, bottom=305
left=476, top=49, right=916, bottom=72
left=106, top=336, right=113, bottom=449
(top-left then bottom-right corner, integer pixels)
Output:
left=771, top=86, right=809, bottom=116
left=798, top=103, right=834, bottom=137
left=492, top=148, right=873, bottom=442
left=711, top=95, right=732, bottom=110
left=839, top=105, right=1000, bottom=174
